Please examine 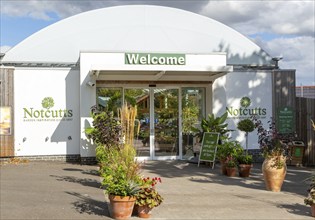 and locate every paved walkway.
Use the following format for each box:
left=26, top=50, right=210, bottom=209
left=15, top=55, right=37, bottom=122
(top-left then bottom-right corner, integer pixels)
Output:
left=0, top=160, right=314, bottom=219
